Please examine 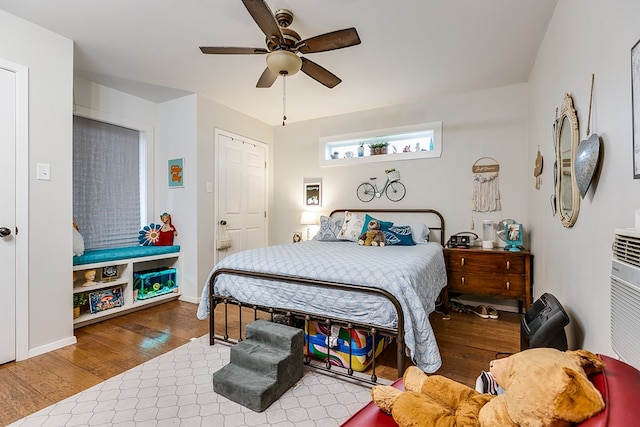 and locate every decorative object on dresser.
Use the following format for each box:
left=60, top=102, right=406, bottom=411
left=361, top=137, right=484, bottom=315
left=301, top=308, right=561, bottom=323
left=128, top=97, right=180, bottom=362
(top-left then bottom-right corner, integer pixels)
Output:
left=504, top=223, right=524, bottom=252
left=482, top=219, right=494, bottom=249
left=443, top=247, right=533, bottom=313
